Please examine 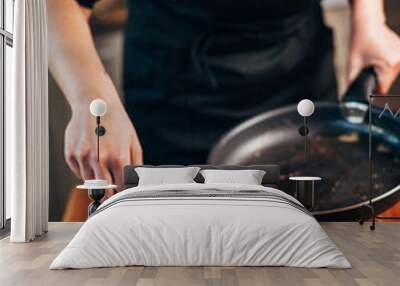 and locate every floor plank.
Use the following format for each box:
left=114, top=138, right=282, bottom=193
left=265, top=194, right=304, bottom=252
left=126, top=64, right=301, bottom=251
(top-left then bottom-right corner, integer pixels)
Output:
left=0, top=222, right=398, bottom=286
